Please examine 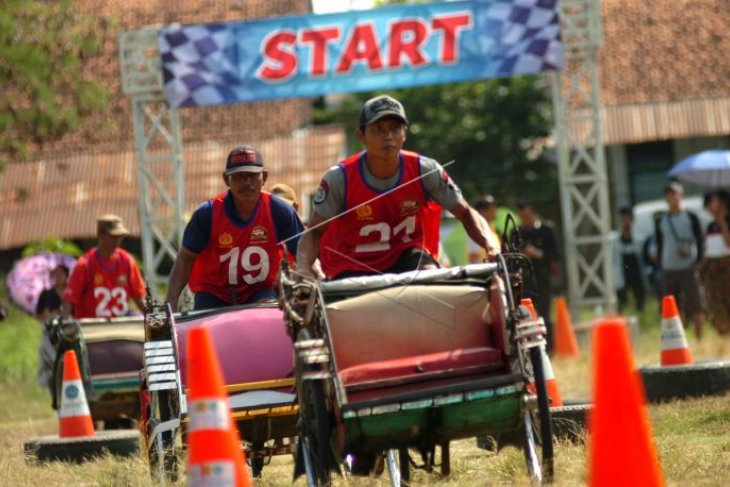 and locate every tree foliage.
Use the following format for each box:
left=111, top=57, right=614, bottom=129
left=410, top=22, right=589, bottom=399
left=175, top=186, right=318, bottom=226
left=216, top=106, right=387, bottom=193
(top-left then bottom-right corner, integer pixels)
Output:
left=0, top=0, right=107, bottom=168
